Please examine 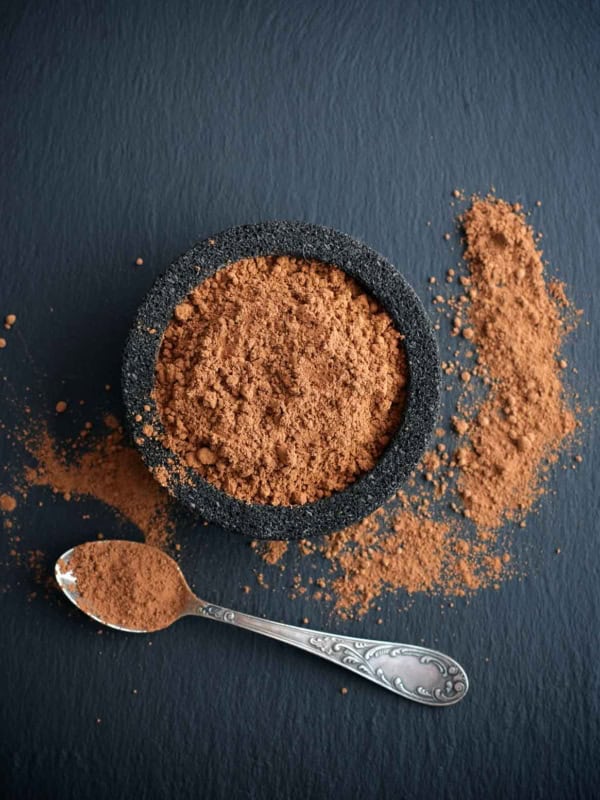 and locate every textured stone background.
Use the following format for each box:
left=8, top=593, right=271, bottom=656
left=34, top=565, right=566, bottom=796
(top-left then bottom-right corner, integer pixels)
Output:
left=1, top=1, right=598, bottom=798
